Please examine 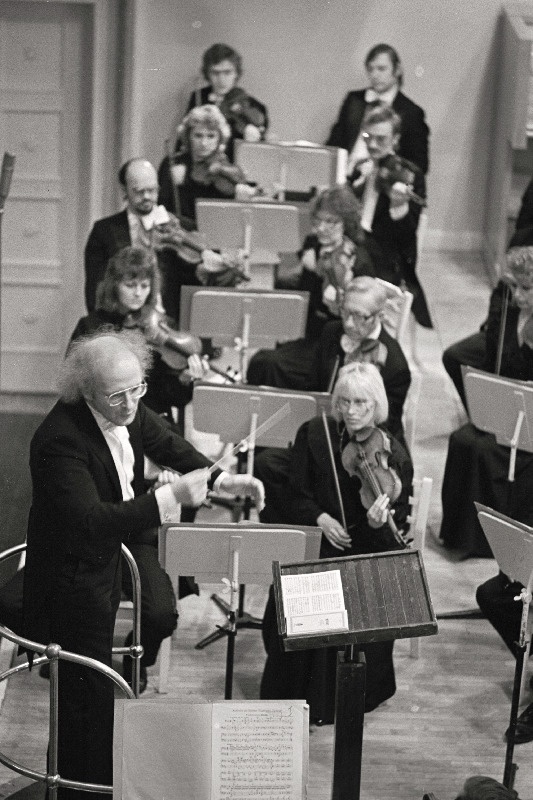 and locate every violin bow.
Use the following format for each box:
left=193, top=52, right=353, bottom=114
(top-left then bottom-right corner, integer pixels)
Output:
left=208, top=402, right=291, bottom=475
left=165, top=137, right=182, bottom=220
left=495, top=282, right=511, bottom=376
left=321, top=410, right=349, bottom=534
